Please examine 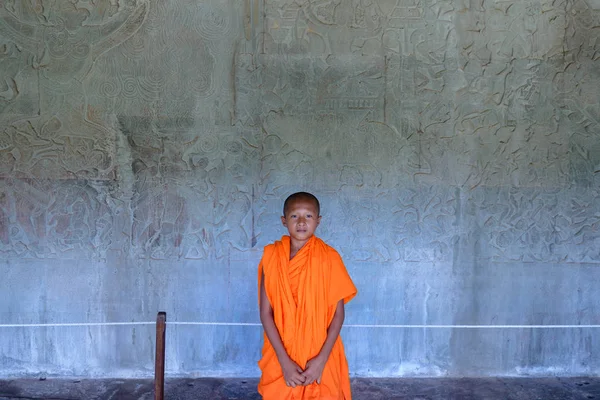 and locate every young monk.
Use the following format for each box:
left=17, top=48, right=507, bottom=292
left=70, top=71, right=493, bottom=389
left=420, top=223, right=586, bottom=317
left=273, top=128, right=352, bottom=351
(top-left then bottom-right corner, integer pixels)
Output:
left=258, top=192, right=357, bottom=400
